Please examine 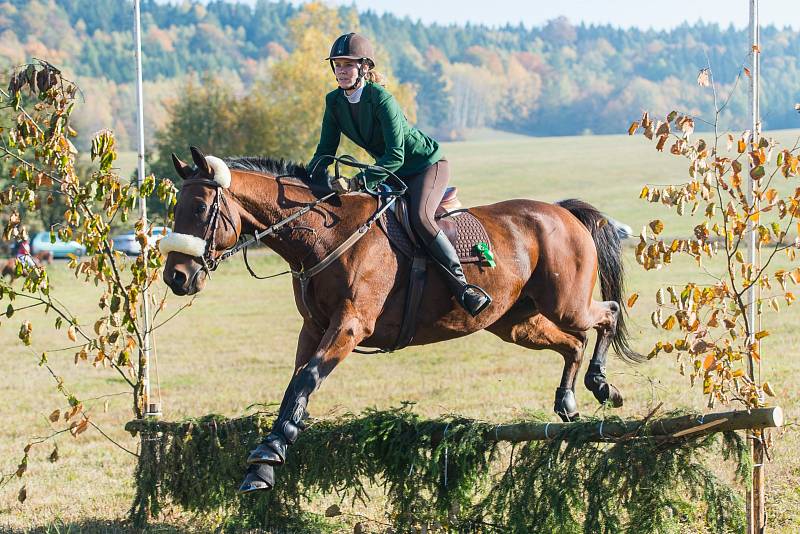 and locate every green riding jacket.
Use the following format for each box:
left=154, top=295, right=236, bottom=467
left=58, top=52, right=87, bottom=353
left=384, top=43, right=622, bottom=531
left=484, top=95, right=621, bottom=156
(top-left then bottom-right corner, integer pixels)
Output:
left=309, top=82, right=443, bottom=188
